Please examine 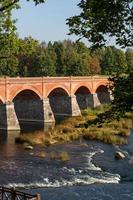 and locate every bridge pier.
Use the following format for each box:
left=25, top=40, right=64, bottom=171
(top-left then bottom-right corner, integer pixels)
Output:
left=70, top=95, right=81, bottom=116
left=92, top=93, right=101, bottom=108
left=76, top=94, right=94, bottom=109
left=43, top=98, right=55, bottom=123
left=5, top=102, right=20, bottom=130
